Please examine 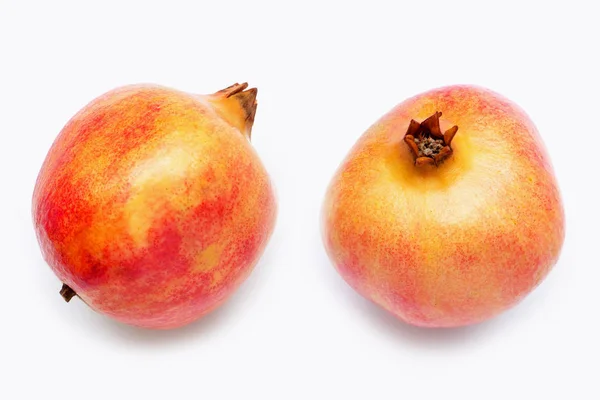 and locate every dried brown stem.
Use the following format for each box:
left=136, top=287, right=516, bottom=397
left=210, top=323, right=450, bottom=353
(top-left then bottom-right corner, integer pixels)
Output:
left=60, top=284, right=77, bottom=303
